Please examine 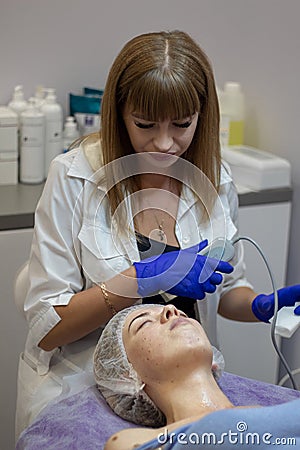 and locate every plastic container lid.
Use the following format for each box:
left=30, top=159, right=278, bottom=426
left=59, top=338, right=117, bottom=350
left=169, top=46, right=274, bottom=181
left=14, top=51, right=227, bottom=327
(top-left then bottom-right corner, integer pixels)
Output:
left=64, top=116, right=76, bottom=127
left=224, top=82, right=242, bottom=94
